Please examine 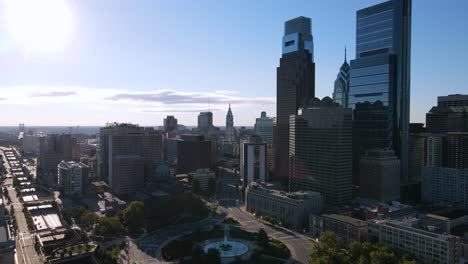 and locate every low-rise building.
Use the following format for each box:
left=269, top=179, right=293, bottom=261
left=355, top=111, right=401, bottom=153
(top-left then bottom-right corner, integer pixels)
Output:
left=310, top=214, right=367, bottom=243
left=368, top=214, right=461, bottom=264
left=189, top=168, right=215, bottom=192
left=245, top=182, right=322, bottom=230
